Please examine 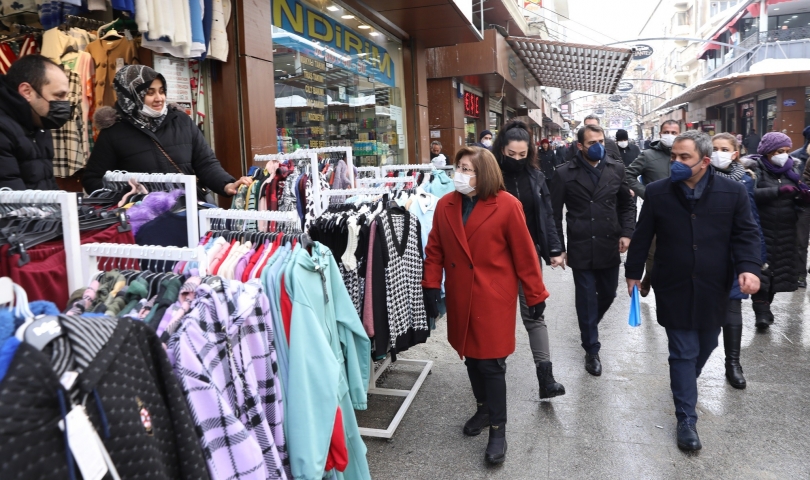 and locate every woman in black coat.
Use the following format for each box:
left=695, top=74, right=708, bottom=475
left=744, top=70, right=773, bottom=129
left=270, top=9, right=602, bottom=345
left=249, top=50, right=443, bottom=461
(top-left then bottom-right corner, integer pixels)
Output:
left=538, top=138, right=557, bottom=187
left=82, top=65, right=250, bottom=197
left=747, top=132, right=810, bottom=328
left=492, top=120, right=565, bottom=400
